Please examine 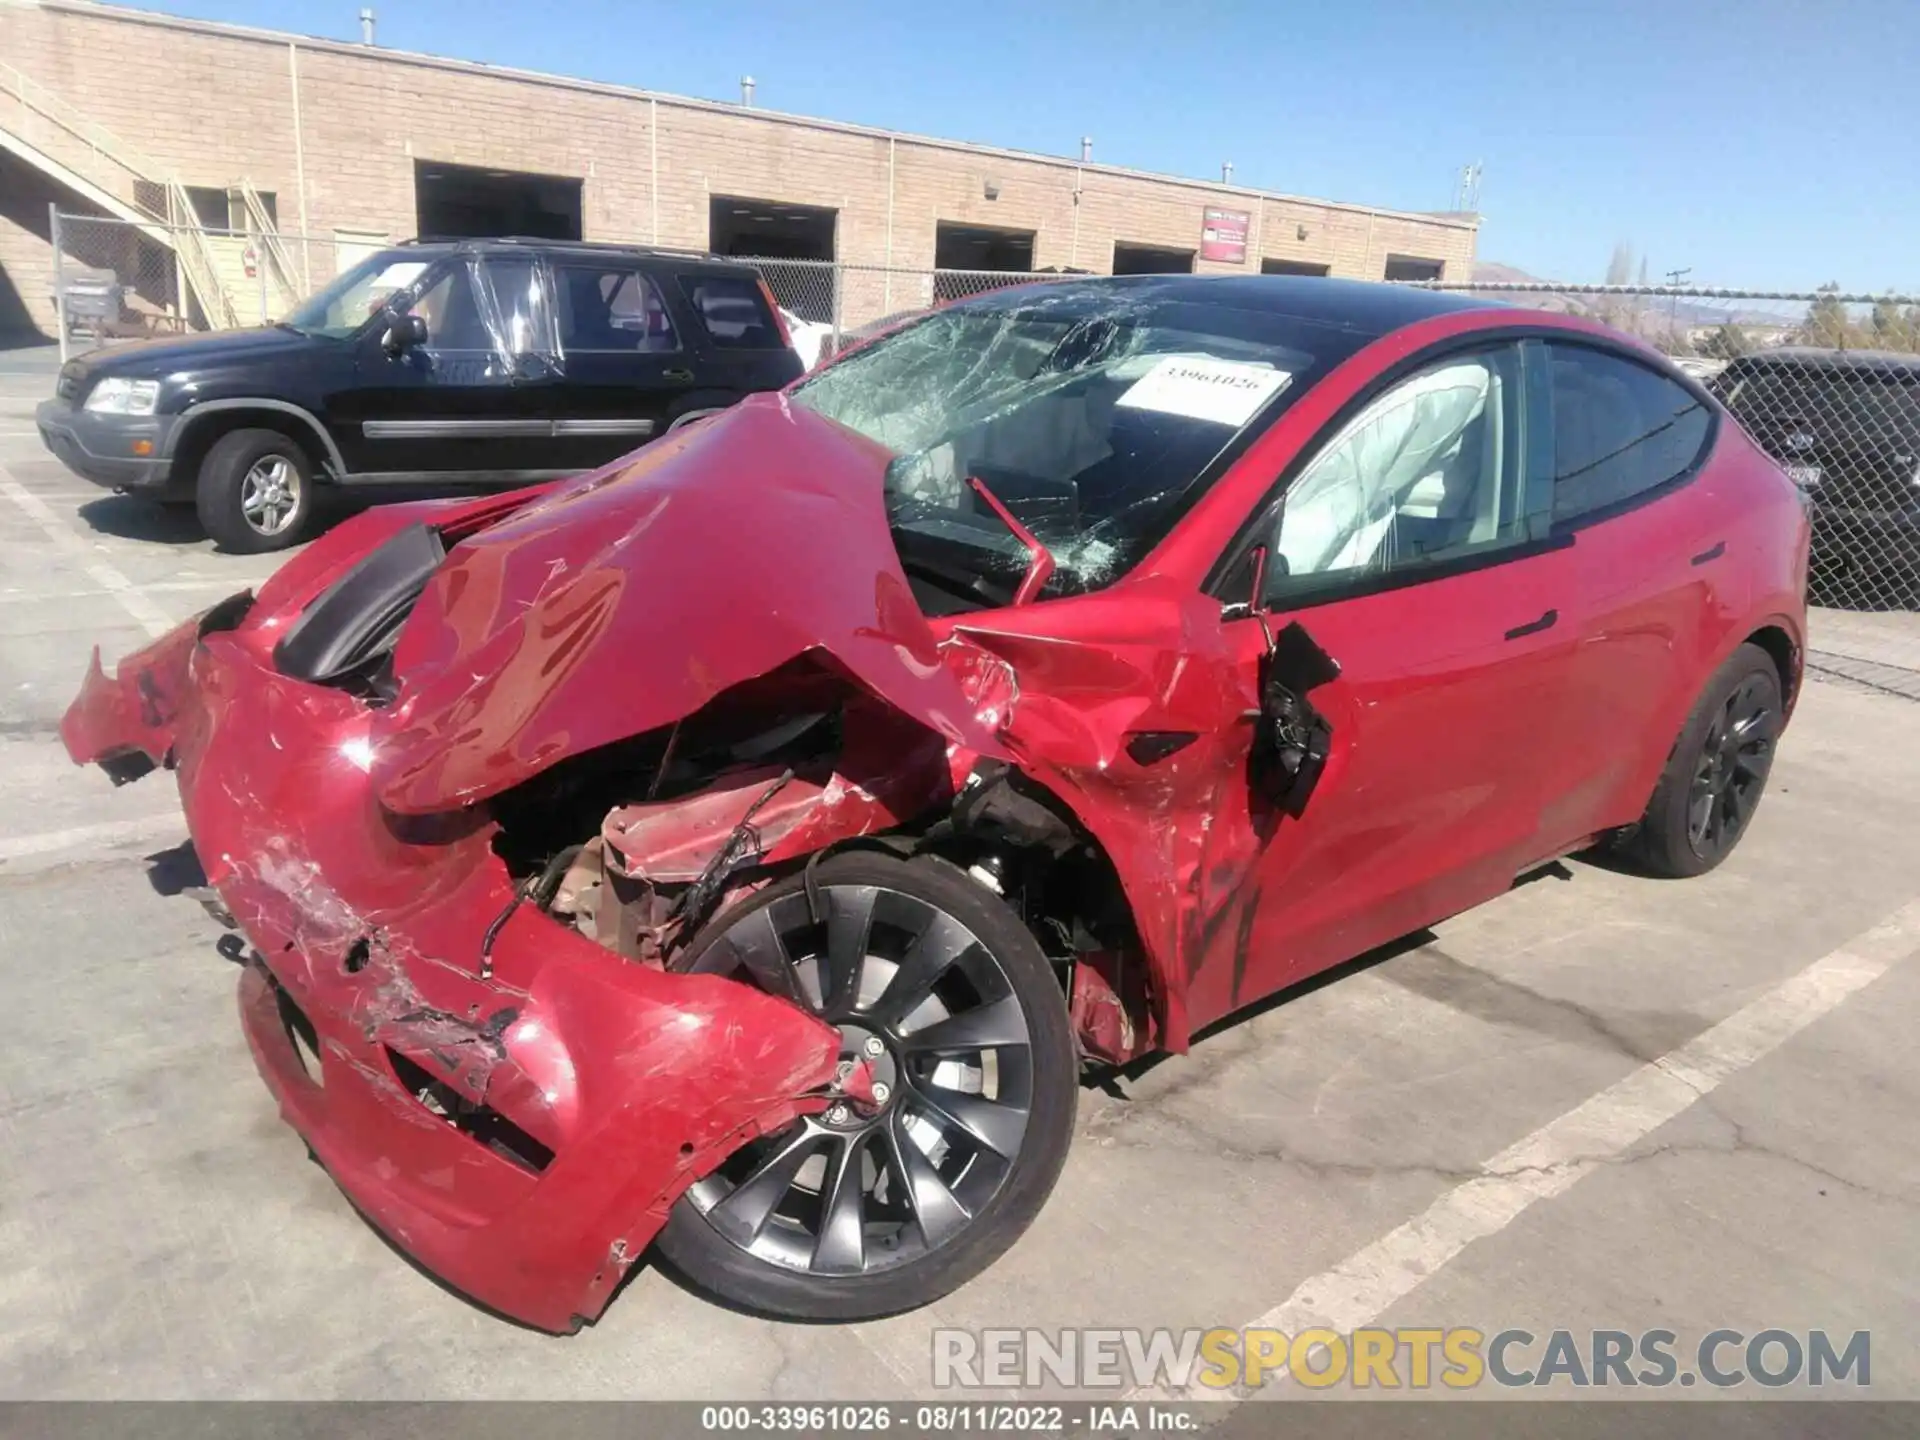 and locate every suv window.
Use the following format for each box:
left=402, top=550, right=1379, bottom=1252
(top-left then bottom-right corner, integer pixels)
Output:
left=1264, top=345, right=1532, bottom=597
left=477, top=257, right=555, bottom=358
left=408, top=261, right=492, bottom=351
left=555, top=262, right=679, bottom=353
left=682, top=275, right=780, bottom=349
left=1548, top=345, right=1710, bottom=522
